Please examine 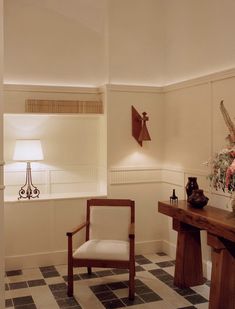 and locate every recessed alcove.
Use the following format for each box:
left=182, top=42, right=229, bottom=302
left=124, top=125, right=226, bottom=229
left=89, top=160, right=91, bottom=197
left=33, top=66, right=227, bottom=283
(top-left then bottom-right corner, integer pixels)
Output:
left=4, top=113, right=107, bottom=201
